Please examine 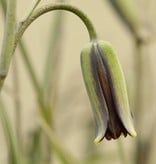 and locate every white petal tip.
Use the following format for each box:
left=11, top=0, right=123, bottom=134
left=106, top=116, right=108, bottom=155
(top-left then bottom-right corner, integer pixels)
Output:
left=94, top=135, right=103, bottom=144
left=129, top=128, right=137, bottom=138
left=131, top=131, right=137, bottom=138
